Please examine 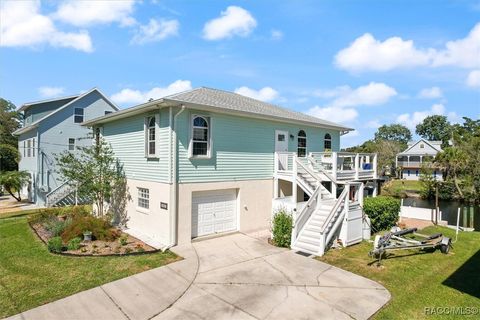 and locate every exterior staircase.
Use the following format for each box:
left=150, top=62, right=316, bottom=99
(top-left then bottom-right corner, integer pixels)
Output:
left=45, top=181, right=85, bottom=207
left=290, top=157, right=365, bottom=256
